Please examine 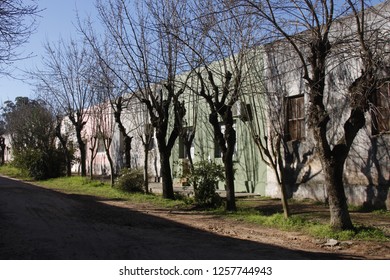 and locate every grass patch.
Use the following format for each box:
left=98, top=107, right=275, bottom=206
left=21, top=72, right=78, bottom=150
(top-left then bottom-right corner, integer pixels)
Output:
left=37, top=176, right=189, bottom=209
left=225, top=209, right=388, bottom=241
left=352, top=225, right=388, bottom=241
left=228, top=210, right=308, bottom=231
left=372, top=209, right=390, bottom=217
left=0, top=166, right=189, bottom=209
left=0, top=163, right=31, bottom=180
